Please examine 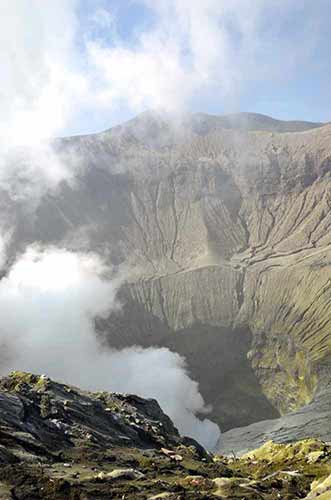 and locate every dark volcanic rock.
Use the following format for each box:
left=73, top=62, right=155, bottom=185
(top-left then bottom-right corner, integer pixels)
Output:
left=0, top=372, right=330, bottom=499
left=0, top=371, right=181, bottom=461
